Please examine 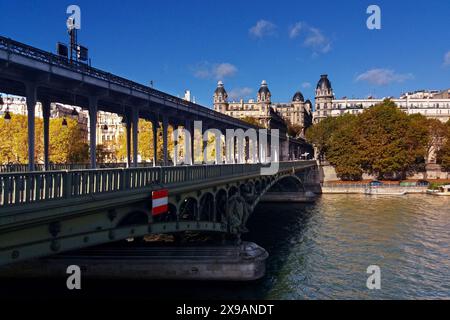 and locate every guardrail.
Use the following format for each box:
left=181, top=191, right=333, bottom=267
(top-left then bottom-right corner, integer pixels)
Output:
left=0, top=35, right=258, bottom=130
left=0, top=162, right=160, bottom=173
left=0, top=161, right=314, bottom=206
